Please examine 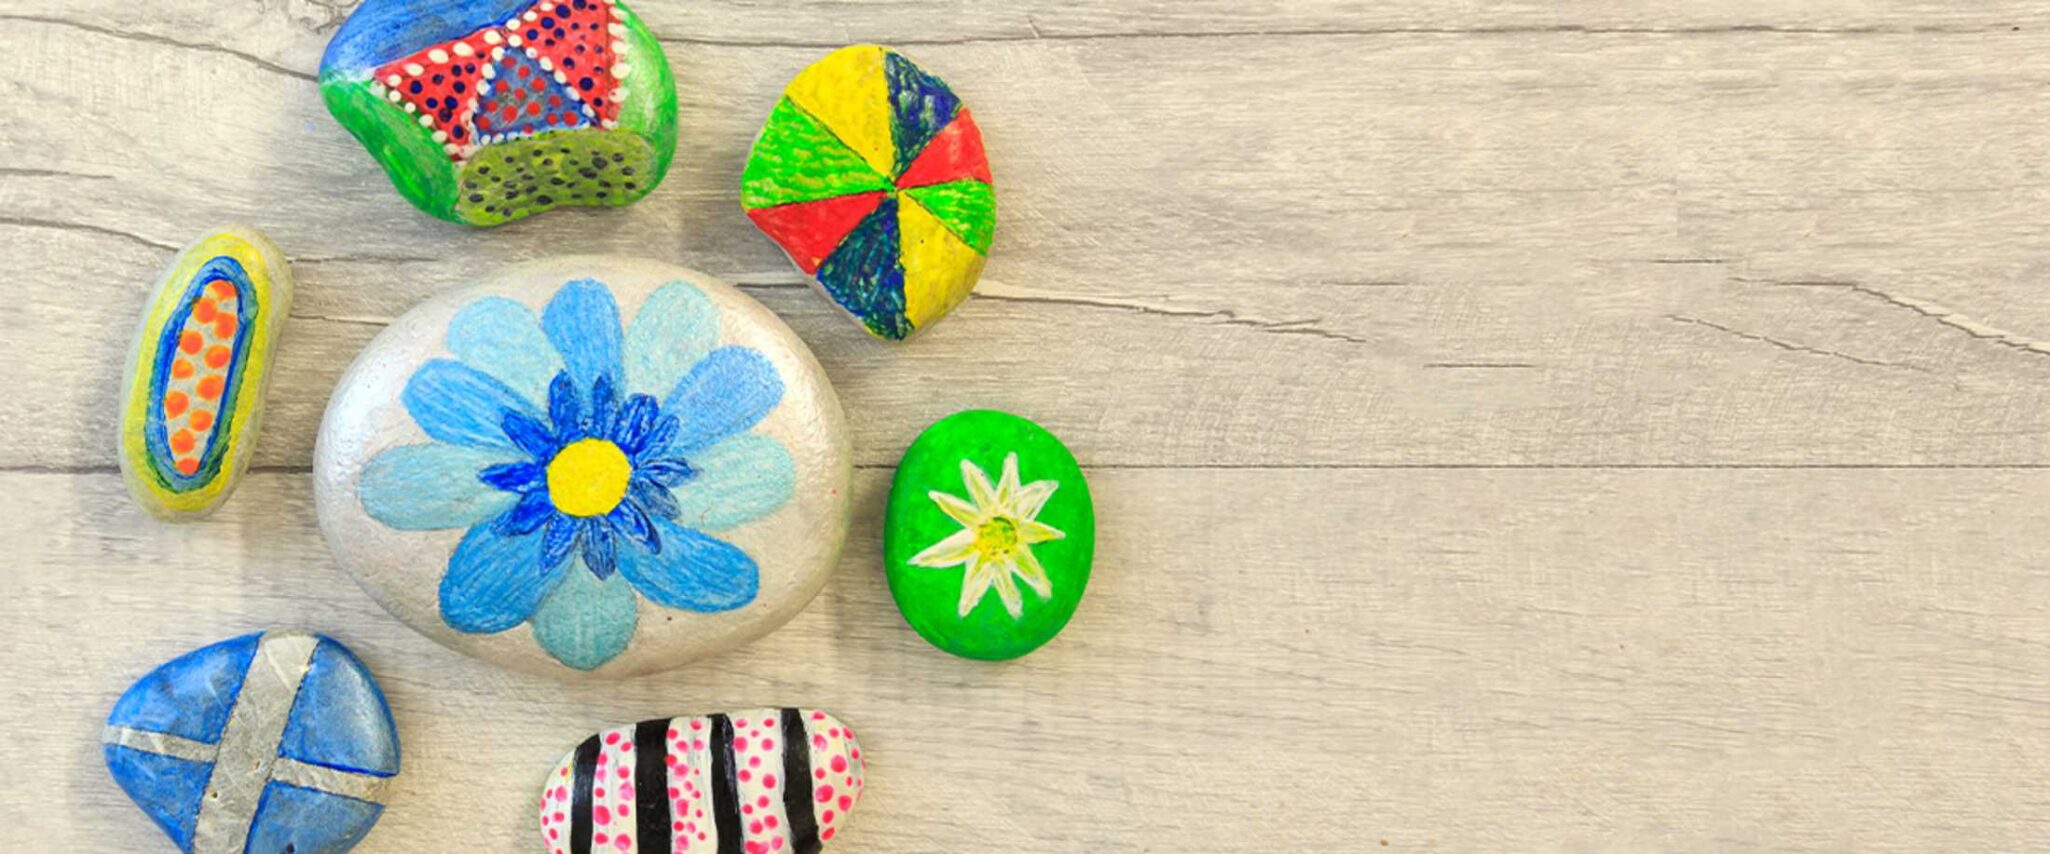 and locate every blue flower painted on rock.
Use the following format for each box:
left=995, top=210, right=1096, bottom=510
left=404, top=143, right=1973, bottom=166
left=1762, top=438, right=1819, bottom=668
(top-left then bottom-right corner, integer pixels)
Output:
left=356, top=279, right=796, bottom=670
